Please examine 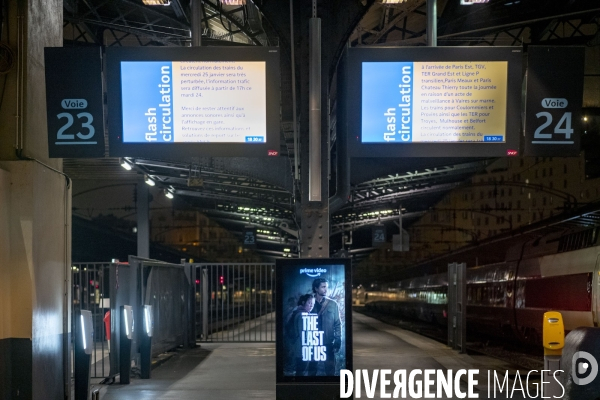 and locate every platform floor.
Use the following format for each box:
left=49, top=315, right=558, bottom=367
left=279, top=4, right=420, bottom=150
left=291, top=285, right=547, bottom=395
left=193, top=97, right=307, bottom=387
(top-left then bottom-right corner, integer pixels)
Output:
left=94, top=312, right=541, bottom=399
